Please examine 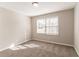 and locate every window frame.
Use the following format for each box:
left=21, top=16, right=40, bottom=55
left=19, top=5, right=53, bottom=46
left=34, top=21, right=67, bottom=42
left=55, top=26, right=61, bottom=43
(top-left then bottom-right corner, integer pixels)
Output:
left=36, top=16, right=59, bottom=35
